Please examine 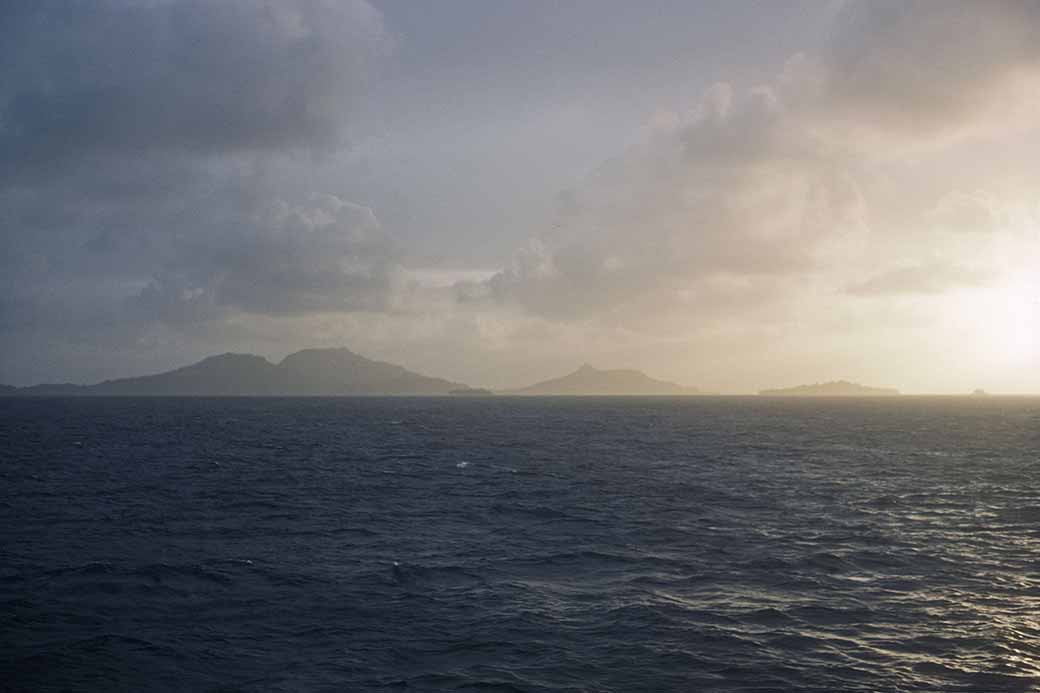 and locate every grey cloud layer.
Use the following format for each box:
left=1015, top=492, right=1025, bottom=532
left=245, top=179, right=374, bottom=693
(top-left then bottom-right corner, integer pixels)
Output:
left=463, top=1, right=1040, bottom=321
left=129, top=194, right=401, bottom=320
left=460, top=85, right=864, bottom=321
left=1, top=0, right=386, bottom=178
left=823, top=0, right=1040, bottom=140
left=1, top=0, right=398, bottom=374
